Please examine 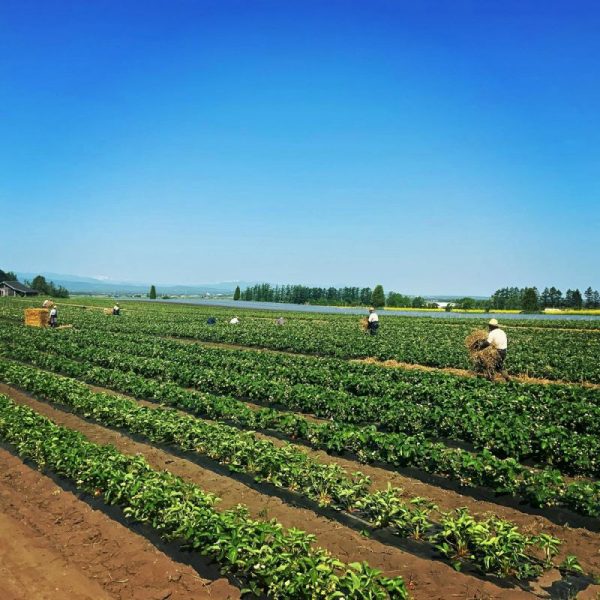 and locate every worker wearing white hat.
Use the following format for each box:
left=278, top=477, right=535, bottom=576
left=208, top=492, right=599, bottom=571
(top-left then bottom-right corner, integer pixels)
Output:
left=482, top=318, right=508, bottom=377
